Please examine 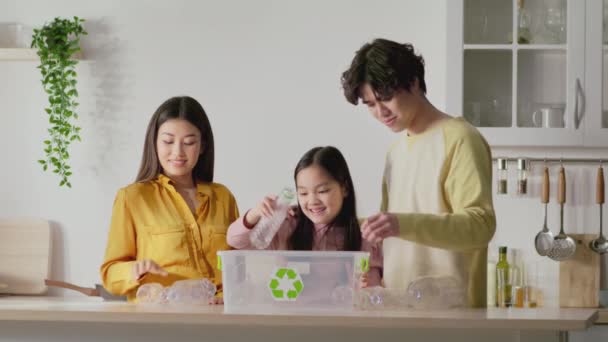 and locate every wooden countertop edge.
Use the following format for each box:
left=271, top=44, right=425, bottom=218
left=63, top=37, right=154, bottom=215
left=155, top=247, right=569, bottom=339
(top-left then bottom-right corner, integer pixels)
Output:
left=0, top=308, right=598, bottom=331
left=596, top=309, right=608, bottom=324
